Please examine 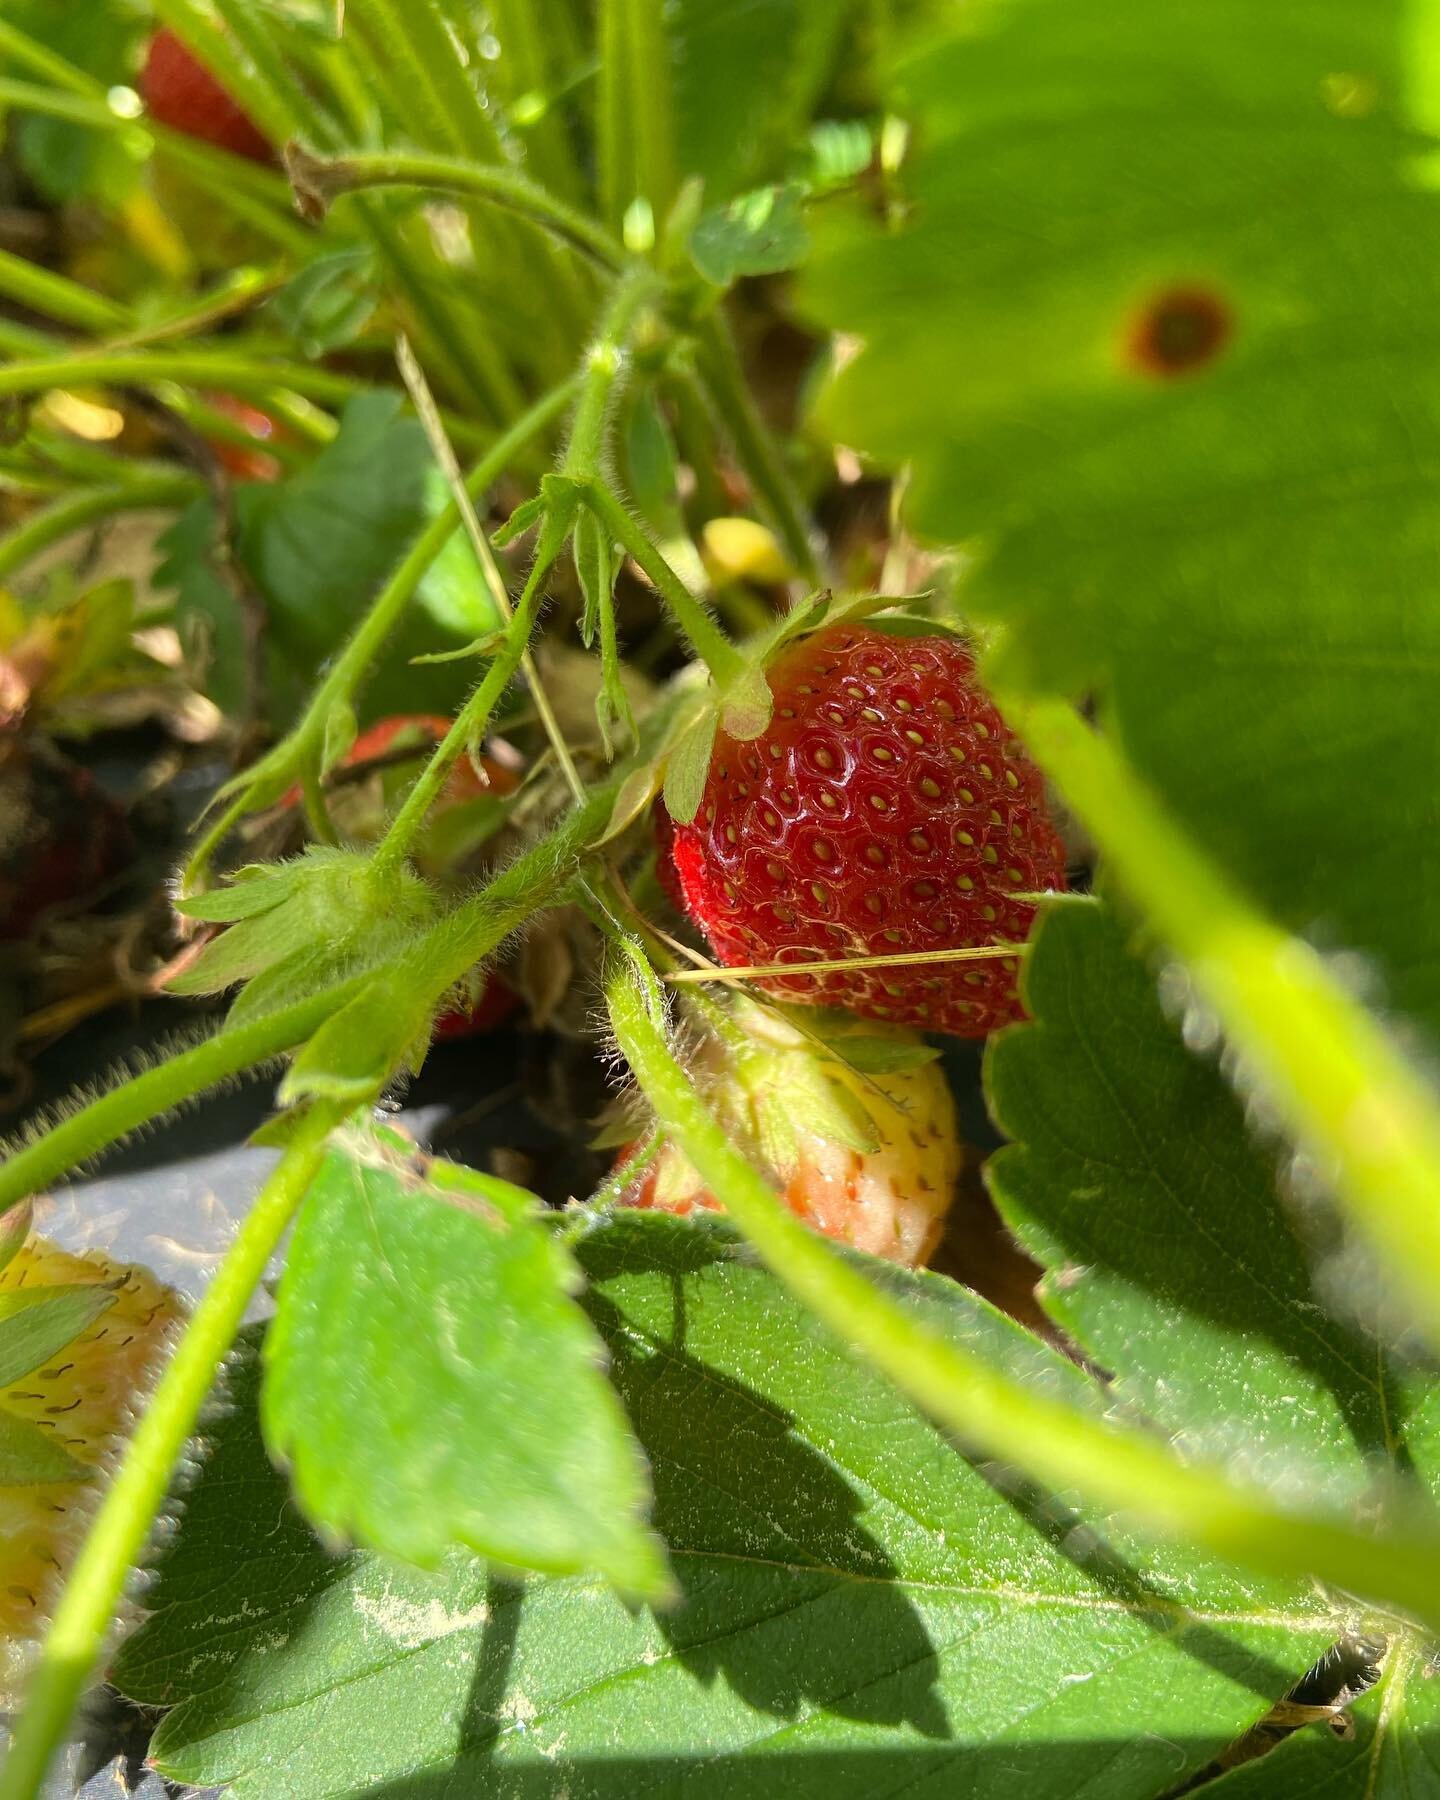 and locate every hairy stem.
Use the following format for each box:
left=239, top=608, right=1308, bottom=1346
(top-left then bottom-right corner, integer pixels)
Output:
left=292, top=146, right=626, bottom=271
left=0, top=1103, right=346, bottom=1800
left=578, top=477, right=743, bottom=684
left=371, top=501, right=575, bottom=873
left=562, top=268, right=659, bottom=475
left=693, top=310, right=823, bottom=586
left=0, top=475, right=203, bottom=582
left=1006, top=693, right=1440, bottom=1356
left=0, top=983, right=368, bottom=1216
left=606, top=937, right=1440, bottom=1630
